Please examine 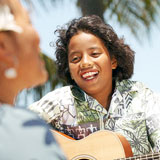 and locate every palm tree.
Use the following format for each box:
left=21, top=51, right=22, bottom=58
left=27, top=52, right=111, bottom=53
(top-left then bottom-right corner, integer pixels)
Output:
left=78, top=0, right=160, bottom=37
left=20, top=0, right=160, bottom=104
left=24, top=0, right=160, bottom=37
